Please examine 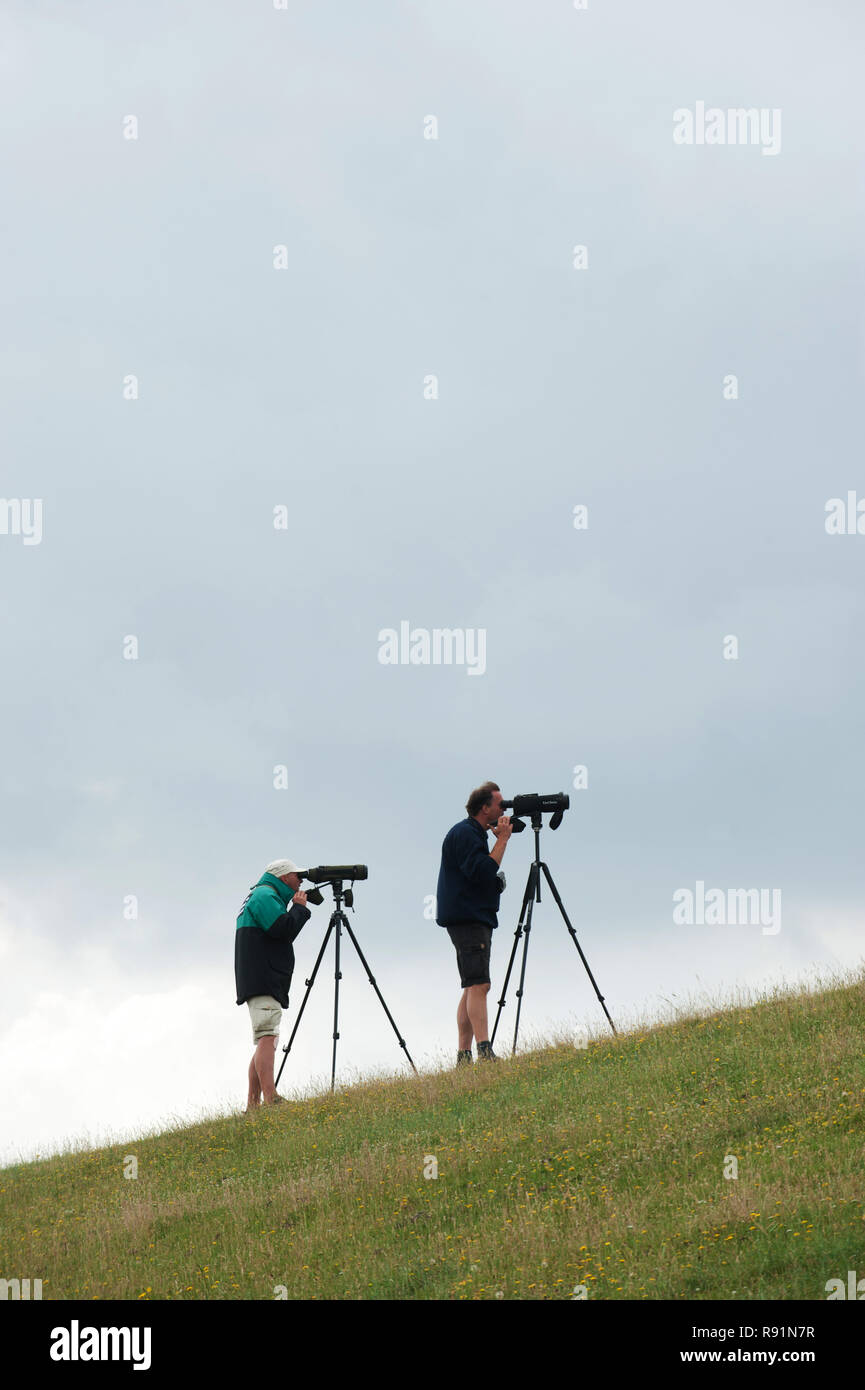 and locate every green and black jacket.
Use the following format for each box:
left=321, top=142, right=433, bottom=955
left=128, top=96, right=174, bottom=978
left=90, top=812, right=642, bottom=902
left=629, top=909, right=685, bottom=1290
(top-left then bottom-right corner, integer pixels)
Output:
left=234, top=872, right=311, bottom=1008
